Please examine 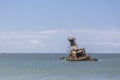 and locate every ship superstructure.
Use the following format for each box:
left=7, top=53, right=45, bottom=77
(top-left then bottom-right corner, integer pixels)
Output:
left=67, top=36, right=97, bottom=61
